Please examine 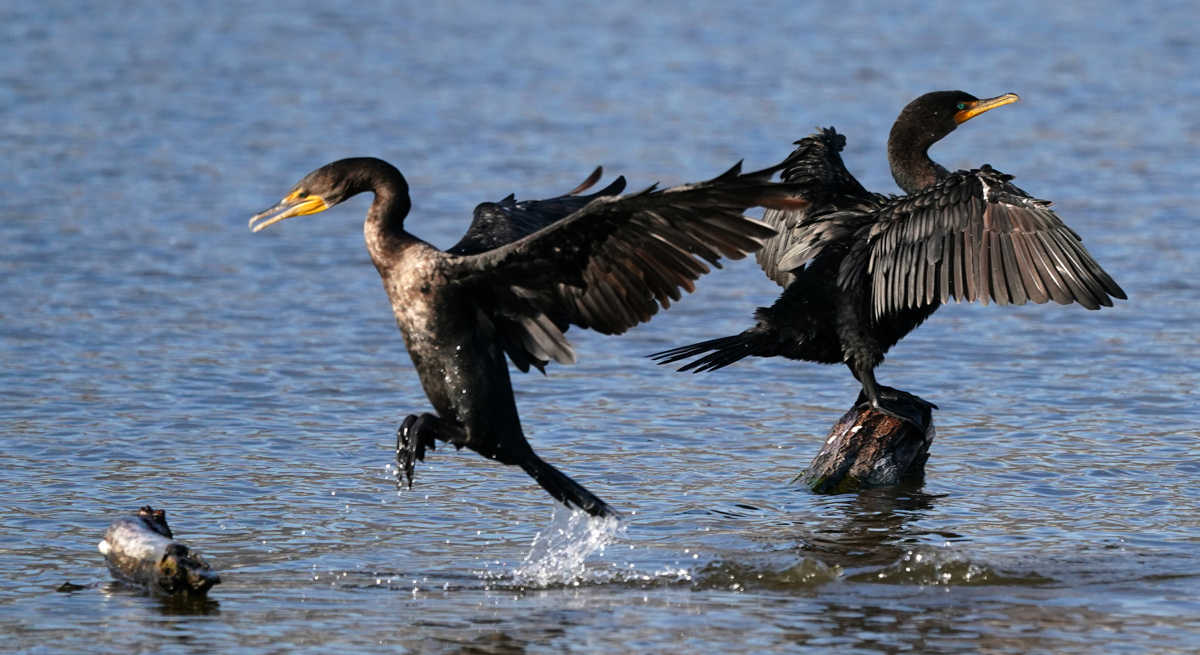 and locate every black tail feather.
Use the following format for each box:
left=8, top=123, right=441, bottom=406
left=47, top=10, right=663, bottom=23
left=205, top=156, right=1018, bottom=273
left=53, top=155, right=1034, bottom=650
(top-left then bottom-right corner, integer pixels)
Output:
left=649, top=332, right=770, bottom=372
left=519, top=457, right=620, bottom=519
